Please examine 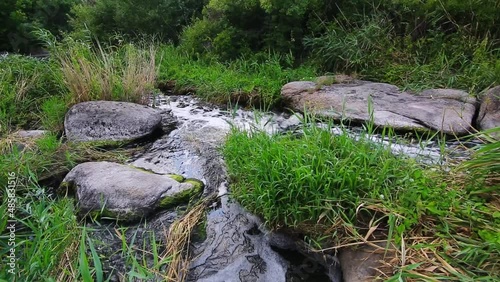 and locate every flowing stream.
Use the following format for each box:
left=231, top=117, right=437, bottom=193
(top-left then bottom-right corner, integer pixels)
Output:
left=87, top=94, right=477, bottom=282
